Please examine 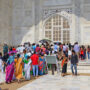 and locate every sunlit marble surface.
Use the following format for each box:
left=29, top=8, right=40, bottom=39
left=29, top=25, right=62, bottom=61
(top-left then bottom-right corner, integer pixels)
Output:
left=18, top=74, right=90, bottom=90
